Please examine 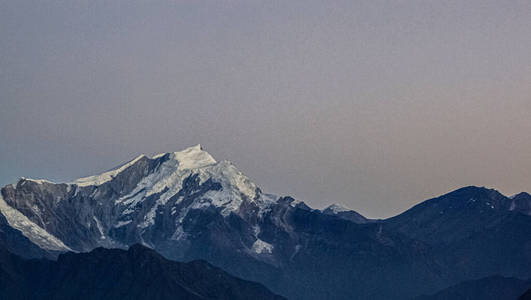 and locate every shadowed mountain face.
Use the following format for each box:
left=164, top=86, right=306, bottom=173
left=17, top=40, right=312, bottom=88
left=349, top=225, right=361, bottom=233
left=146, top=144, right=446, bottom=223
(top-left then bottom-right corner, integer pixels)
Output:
left=1, top=146, right=530, bottom=300
left=520, top=288, right=531, bottom=300
left=0, top=213, right=52, bottom=259
left=385, top=187, right=531, bottom=244
left=0, top=244, right=285, bottom=300
left=384, top=186, right=531, bottom=282
left=413, top=275, right=531, bottom=300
